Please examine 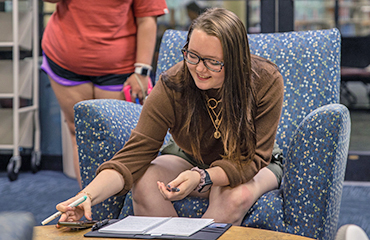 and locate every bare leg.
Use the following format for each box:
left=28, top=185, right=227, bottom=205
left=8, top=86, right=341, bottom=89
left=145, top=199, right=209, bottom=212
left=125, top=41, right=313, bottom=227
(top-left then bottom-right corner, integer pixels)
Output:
left=49, top=78, right=95, bottom=188
left=49, top=77, right=125, bottom=188
left=202, top=167, right=279, bottom=225
left=93, top=87, right=125, bottom=100
left=133, top=155, right=193, bottom=217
